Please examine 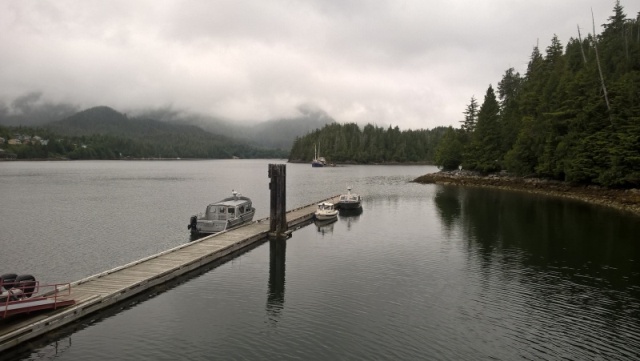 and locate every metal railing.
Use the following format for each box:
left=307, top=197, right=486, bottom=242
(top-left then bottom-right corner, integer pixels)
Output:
left=0, top=280, right=73, bottom=319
